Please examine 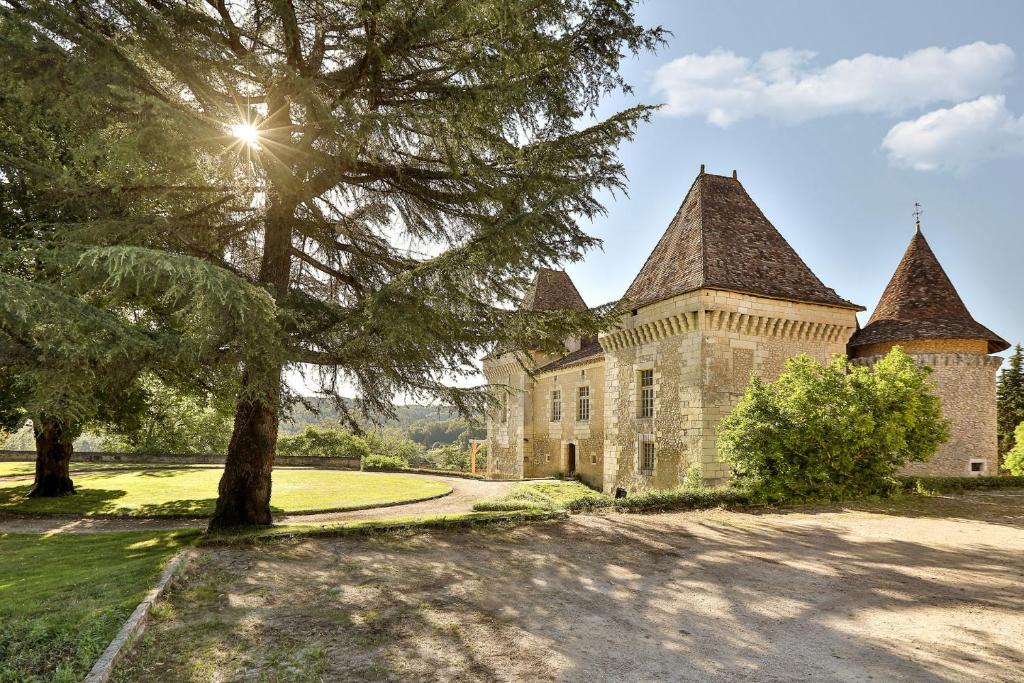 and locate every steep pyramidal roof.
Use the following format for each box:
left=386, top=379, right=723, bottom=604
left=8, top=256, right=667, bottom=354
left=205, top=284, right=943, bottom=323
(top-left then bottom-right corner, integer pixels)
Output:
left=849, top=229, right=1008, bottom=353
left=521, top=268, right=588, bottom=311
left=623, top=171, right=861, bottom=310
